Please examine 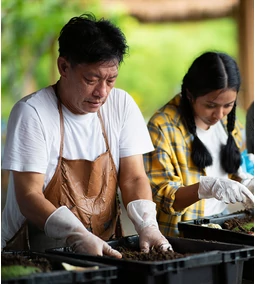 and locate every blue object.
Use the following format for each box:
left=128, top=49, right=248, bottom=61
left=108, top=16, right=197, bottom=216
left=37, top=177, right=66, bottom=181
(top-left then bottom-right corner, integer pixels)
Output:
left=241, top=149, right=254, bottom=175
